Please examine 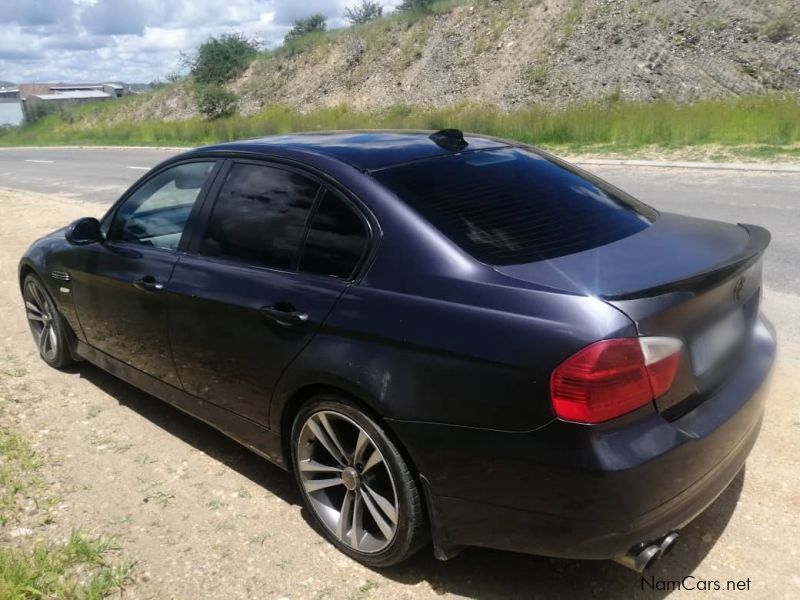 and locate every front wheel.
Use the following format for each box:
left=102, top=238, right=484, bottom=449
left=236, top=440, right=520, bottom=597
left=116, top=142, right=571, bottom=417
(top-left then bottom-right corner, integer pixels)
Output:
left=291, top=396, right=428, bottom=567
left=22, top=274, right=75, bottom=369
